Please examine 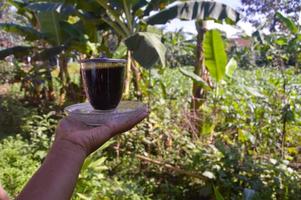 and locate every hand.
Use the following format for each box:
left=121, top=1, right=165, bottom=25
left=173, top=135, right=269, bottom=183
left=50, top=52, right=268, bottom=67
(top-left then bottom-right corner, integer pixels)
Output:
left=54, top=106, right=148, bottom=156
left=0, top=185, right=9, bottom=200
